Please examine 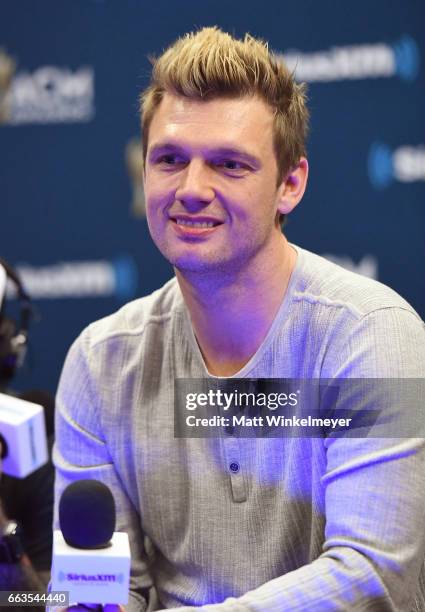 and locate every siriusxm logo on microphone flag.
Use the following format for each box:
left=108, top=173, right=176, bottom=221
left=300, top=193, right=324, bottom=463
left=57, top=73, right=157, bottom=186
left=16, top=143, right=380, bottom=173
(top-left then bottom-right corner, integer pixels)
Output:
left=368, top=143, right=425, bottom=189
left=279, top=35, right=420, bottom=83
left=58, top=571, right=125, bottom=584
left=5, top=255, right=138, bottom=300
